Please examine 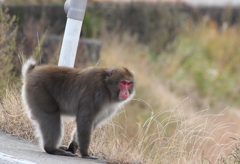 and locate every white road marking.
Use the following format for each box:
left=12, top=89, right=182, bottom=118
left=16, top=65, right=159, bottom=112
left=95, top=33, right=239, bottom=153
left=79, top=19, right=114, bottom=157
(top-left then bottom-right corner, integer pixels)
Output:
left=0, top=152, right=37, bottom=164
